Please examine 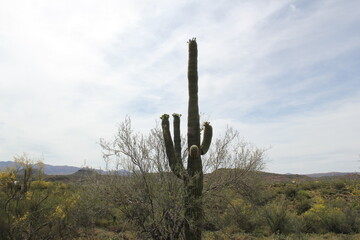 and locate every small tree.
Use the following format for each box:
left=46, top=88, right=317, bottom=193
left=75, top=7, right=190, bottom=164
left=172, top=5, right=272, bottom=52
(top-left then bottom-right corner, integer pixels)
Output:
left=101, top=120, right=186, bottom=239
